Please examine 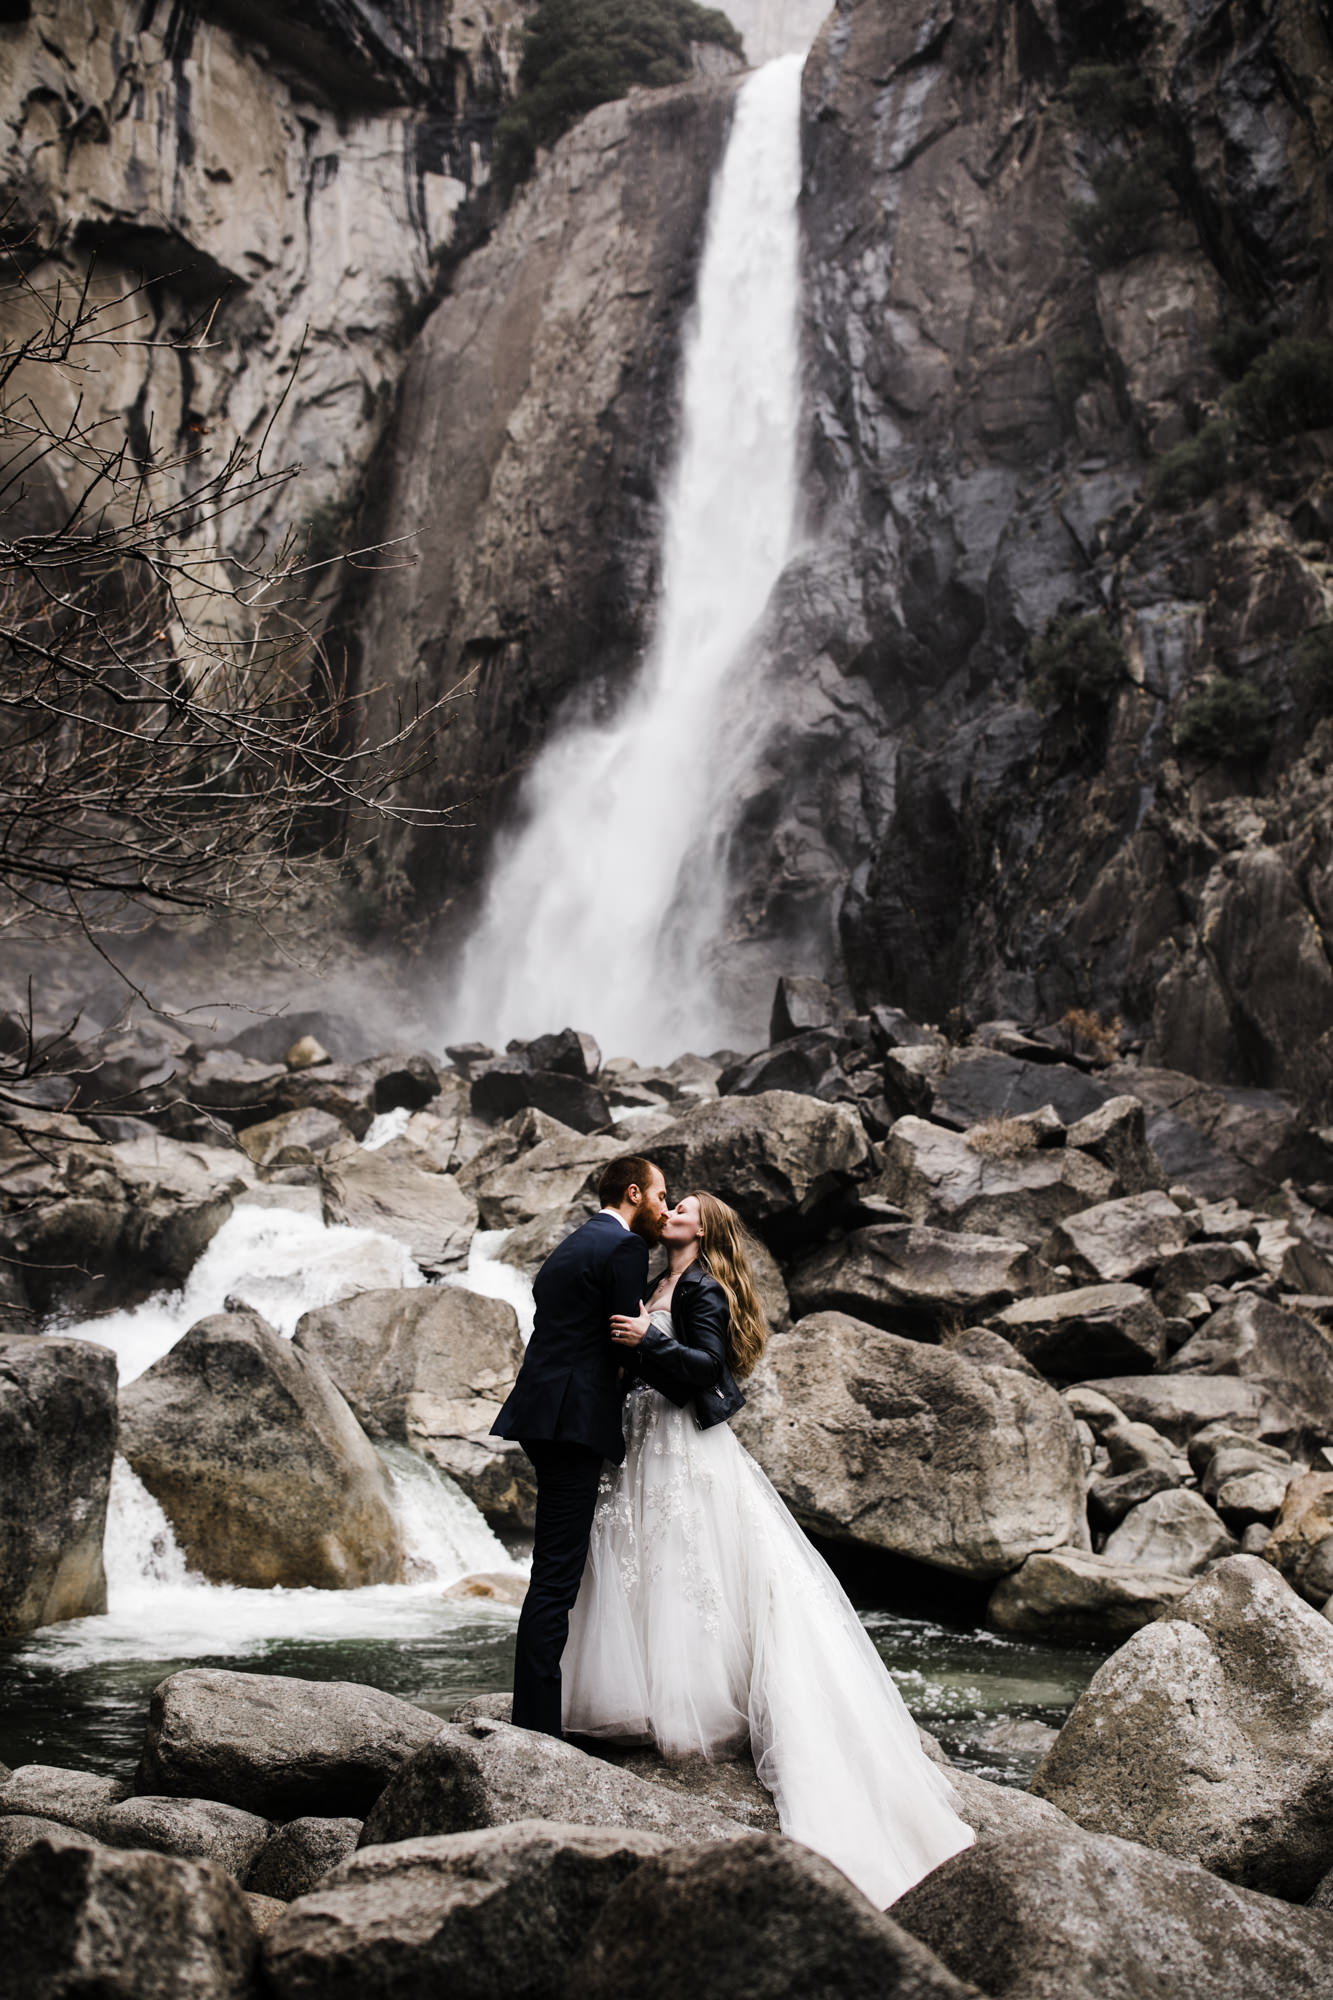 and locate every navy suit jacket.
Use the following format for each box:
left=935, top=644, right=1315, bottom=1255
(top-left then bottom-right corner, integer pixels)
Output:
left=490, top=1210, right=650, bottom=1464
